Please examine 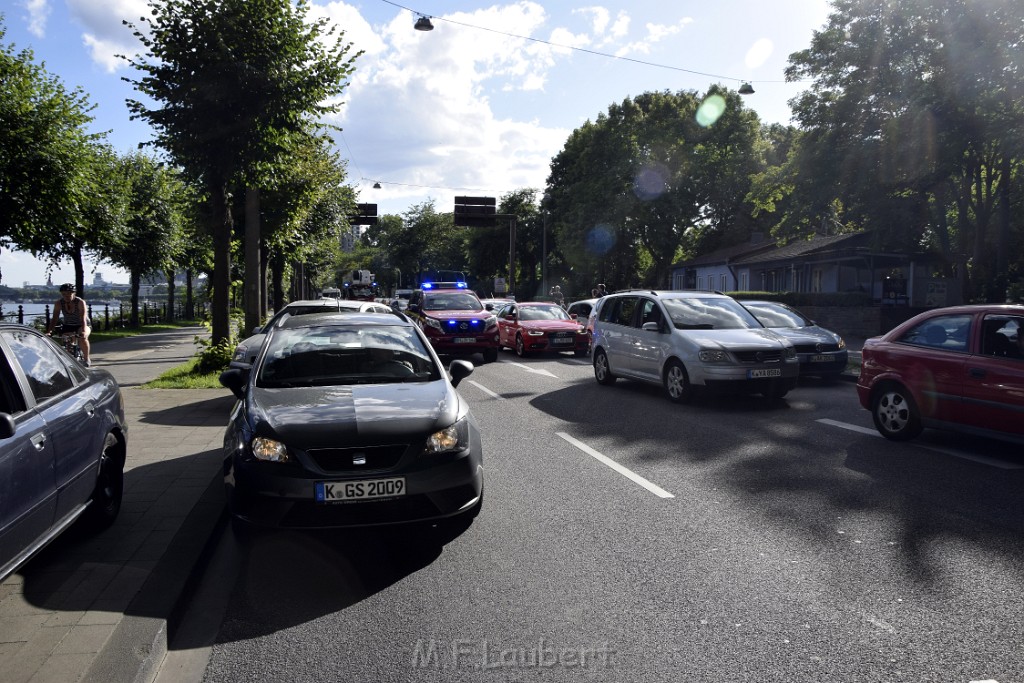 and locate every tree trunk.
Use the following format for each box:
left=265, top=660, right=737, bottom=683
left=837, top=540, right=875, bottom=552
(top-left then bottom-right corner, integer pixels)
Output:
left=271, top=252, right=286, bottom=311
left=185, top=268, right=195, bottom=319
left=165, top=269, right=176, bottom=323
left=130, top=270, right=141, bottom=327
left=210, top=180, right=233, bottom=345
left=244, top=186, right=262, bottom=334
